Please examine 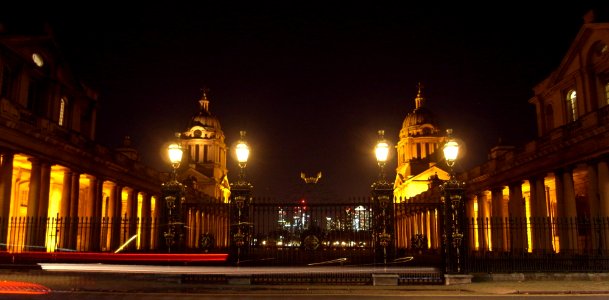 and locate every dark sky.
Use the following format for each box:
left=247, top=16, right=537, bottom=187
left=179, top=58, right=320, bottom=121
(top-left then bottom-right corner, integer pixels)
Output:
left=33, top=2, right=608, bottom=199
